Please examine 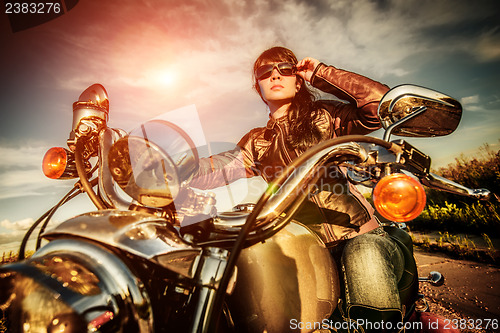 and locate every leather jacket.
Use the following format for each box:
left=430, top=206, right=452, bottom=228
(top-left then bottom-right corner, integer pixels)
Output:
left=191, top=63, right=390, bottom=245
